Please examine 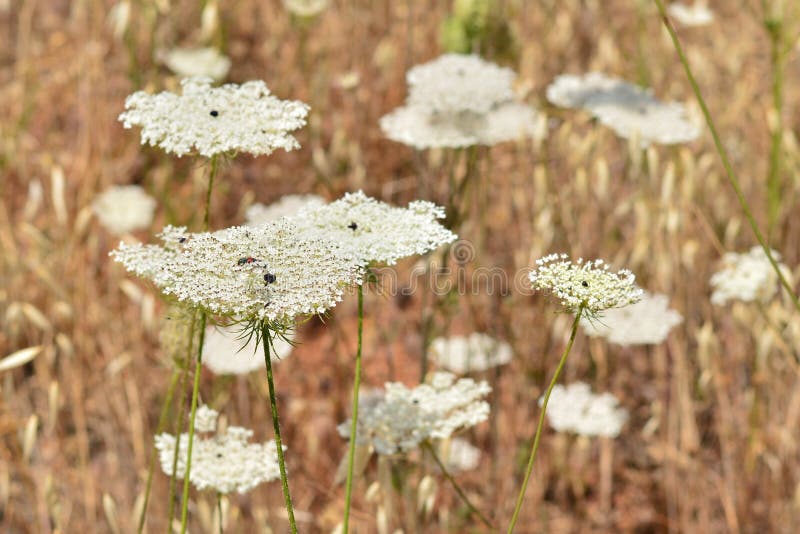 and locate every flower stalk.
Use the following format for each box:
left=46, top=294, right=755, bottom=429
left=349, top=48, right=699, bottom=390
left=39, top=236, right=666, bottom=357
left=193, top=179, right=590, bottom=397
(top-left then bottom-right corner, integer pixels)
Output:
left=342, top=281, right=364, bottom=532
